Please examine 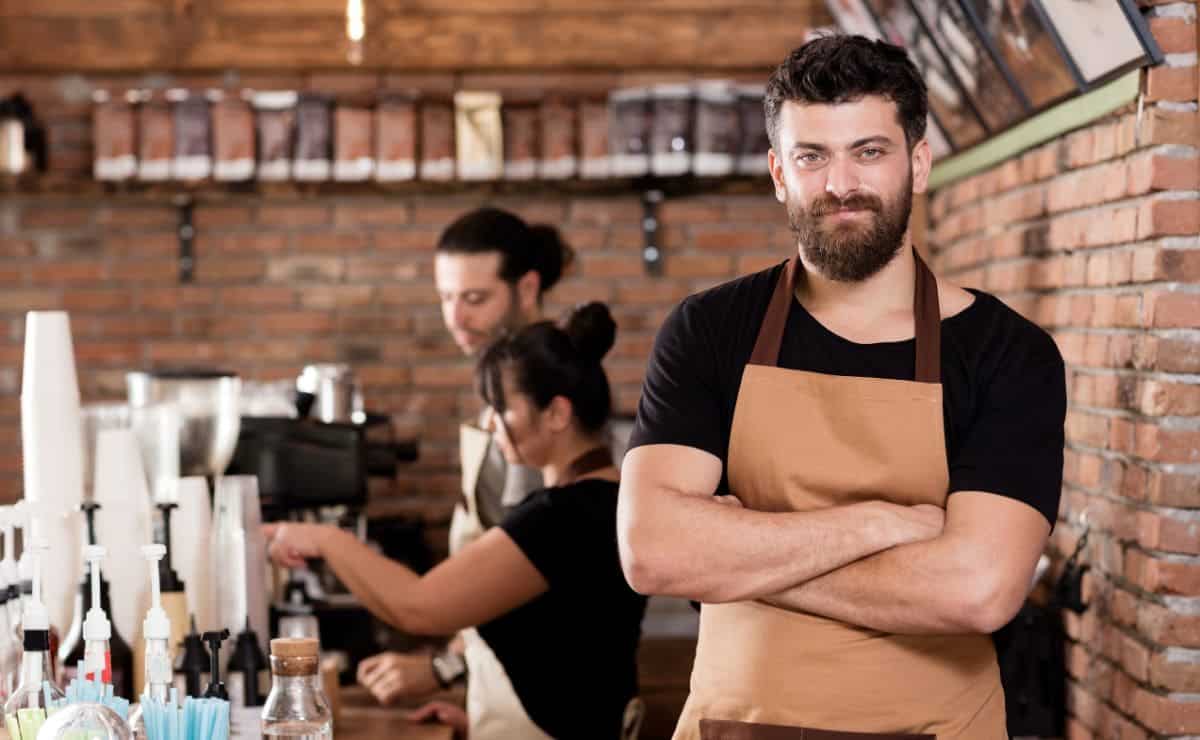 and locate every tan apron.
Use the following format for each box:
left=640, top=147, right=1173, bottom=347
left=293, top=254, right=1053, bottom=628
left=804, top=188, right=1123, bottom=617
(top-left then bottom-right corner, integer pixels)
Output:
left=453, top=427, right=643, bottom=739
left=675, top=252, right=1007, bottom=740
